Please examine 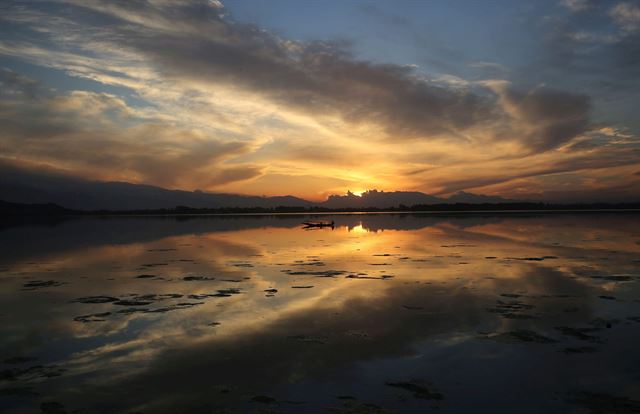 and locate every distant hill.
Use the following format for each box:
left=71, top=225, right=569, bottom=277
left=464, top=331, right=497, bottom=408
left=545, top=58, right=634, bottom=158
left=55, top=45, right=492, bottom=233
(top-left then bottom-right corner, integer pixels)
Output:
left=446, top=191, right=514, bottom=204
left=0, top=163, right=312, bottom=210
left=321, top=190, right=517, bottom=208
left=0, top=162, right=524, bottom=210
left=0, top=200, right=72, bottom=215
left=321, top=190, right=443, bottom=209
